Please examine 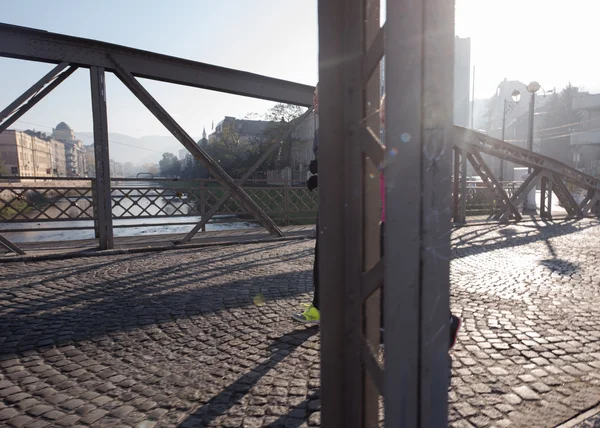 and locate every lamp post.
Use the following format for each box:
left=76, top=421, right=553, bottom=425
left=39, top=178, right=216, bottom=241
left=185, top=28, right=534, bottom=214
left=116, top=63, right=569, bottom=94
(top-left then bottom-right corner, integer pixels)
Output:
left=500, top=89, right=522, bottom=181
left=524, top=81, right=541, bottom=213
